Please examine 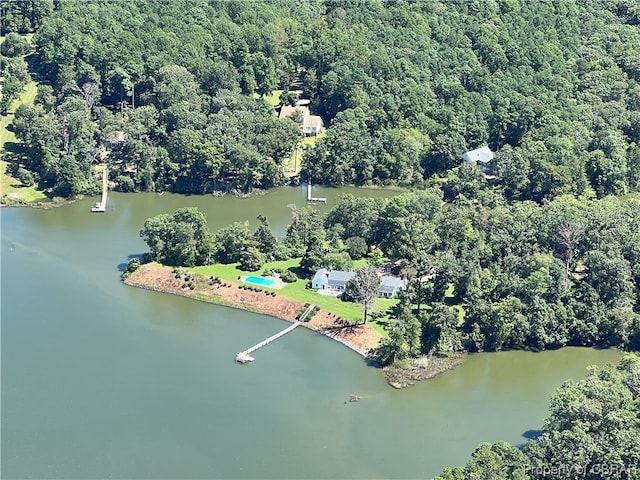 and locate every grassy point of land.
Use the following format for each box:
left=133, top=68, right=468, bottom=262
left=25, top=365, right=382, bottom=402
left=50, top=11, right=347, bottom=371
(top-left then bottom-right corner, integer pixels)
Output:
left=191, top=257, right=397, bottom=336
left=127, top=262, right=384, bottom=355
